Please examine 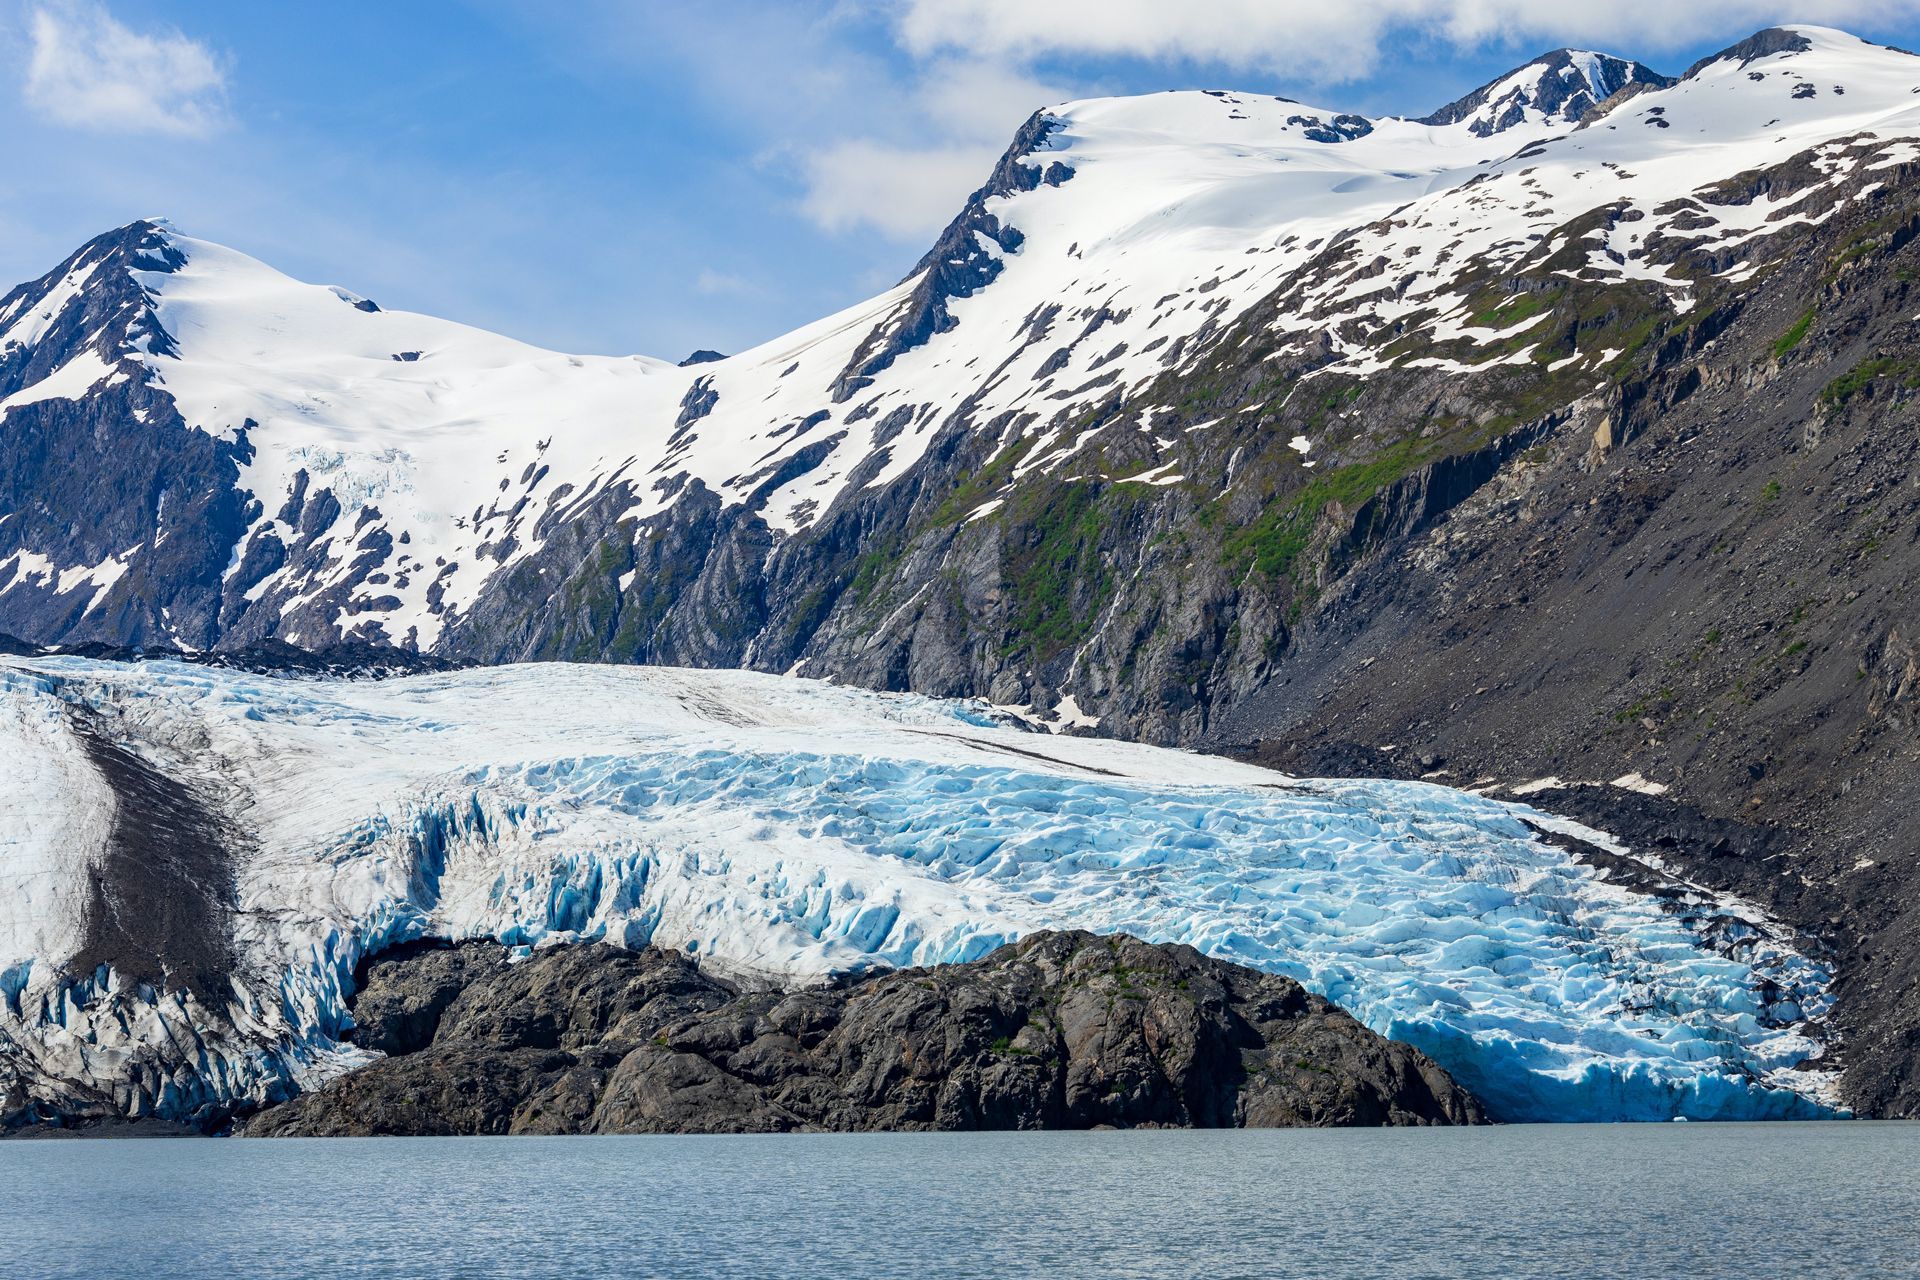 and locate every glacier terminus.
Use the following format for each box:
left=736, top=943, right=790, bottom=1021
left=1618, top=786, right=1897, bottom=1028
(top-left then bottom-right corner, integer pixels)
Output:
left=0, top=657, right=1835, bottom=1127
